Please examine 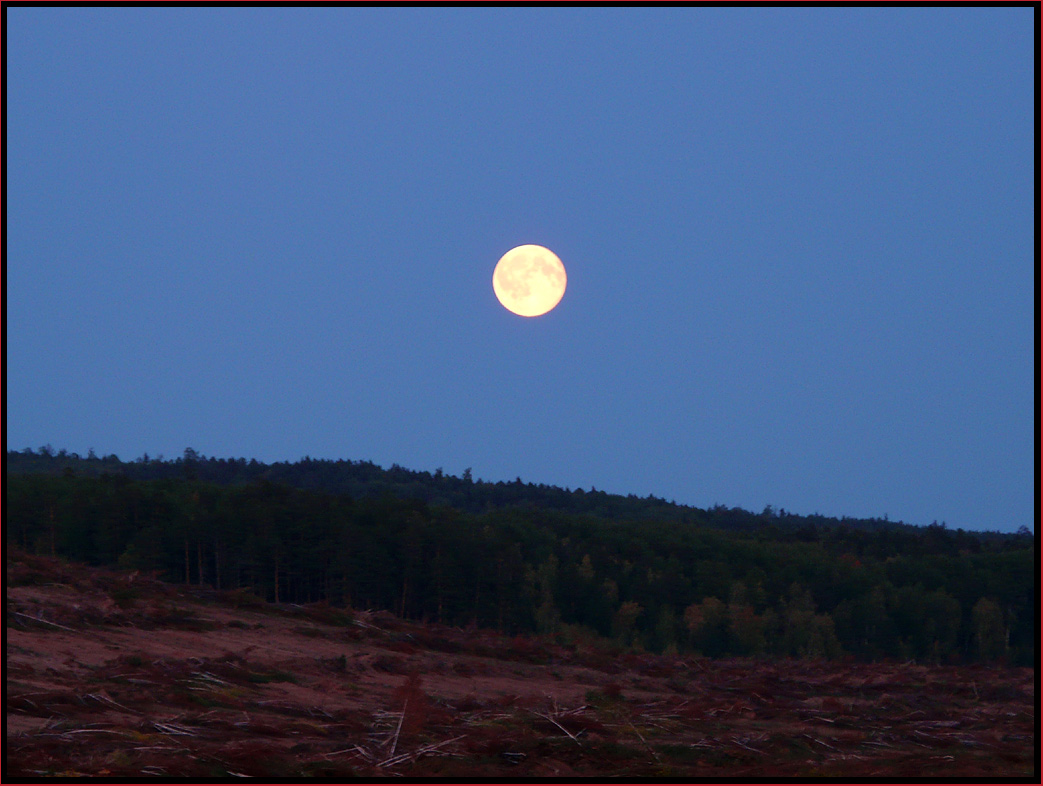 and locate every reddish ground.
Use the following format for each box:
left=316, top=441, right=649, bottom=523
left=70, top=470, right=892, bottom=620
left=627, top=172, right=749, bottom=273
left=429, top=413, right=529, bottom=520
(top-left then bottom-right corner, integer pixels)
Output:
left=5, top=550, right=1036, bottom=779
